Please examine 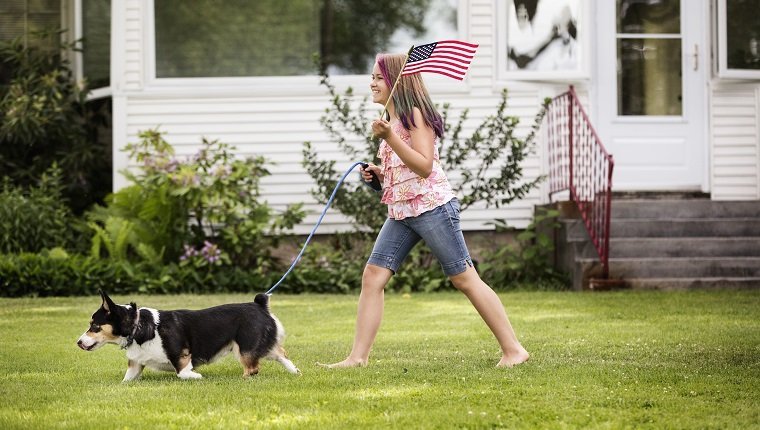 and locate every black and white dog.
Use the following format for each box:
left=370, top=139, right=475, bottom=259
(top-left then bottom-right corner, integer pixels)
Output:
left=77, top=291, right=299, bottom=381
